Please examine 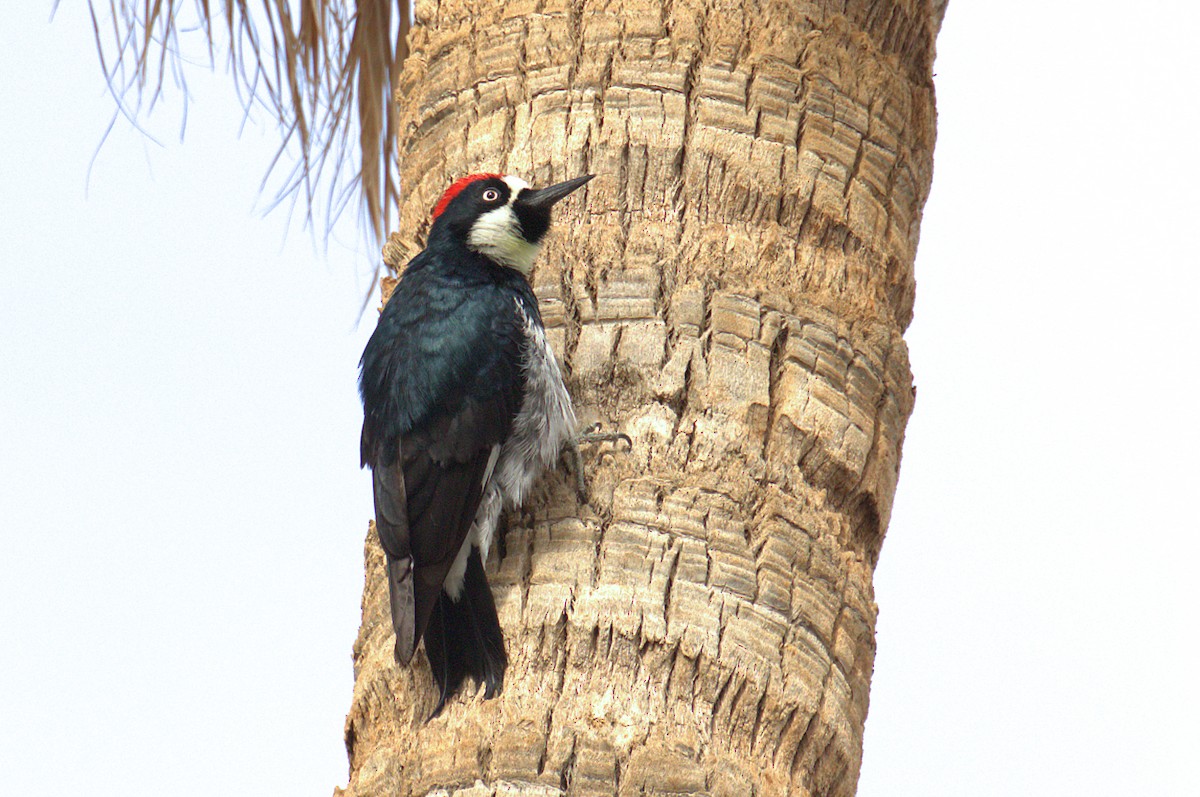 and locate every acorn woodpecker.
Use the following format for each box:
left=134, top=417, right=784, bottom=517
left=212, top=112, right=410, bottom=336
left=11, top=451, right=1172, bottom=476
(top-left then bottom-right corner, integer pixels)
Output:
left=358, top=172, right=597, bottom=717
